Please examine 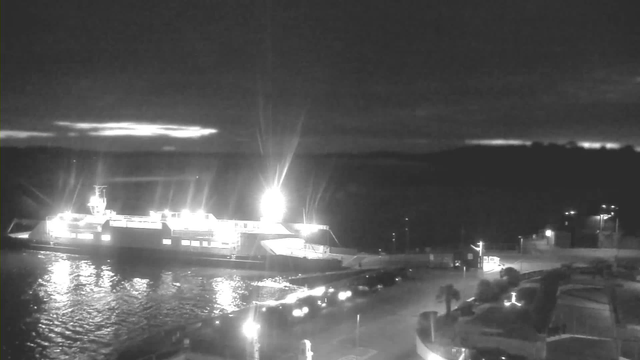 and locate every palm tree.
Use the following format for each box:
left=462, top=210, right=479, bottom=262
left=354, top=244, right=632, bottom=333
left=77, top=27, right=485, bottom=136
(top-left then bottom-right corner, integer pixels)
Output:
left=436, top=284, right=461, bottom=316
left=501, top=267, right=521, bottom=287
